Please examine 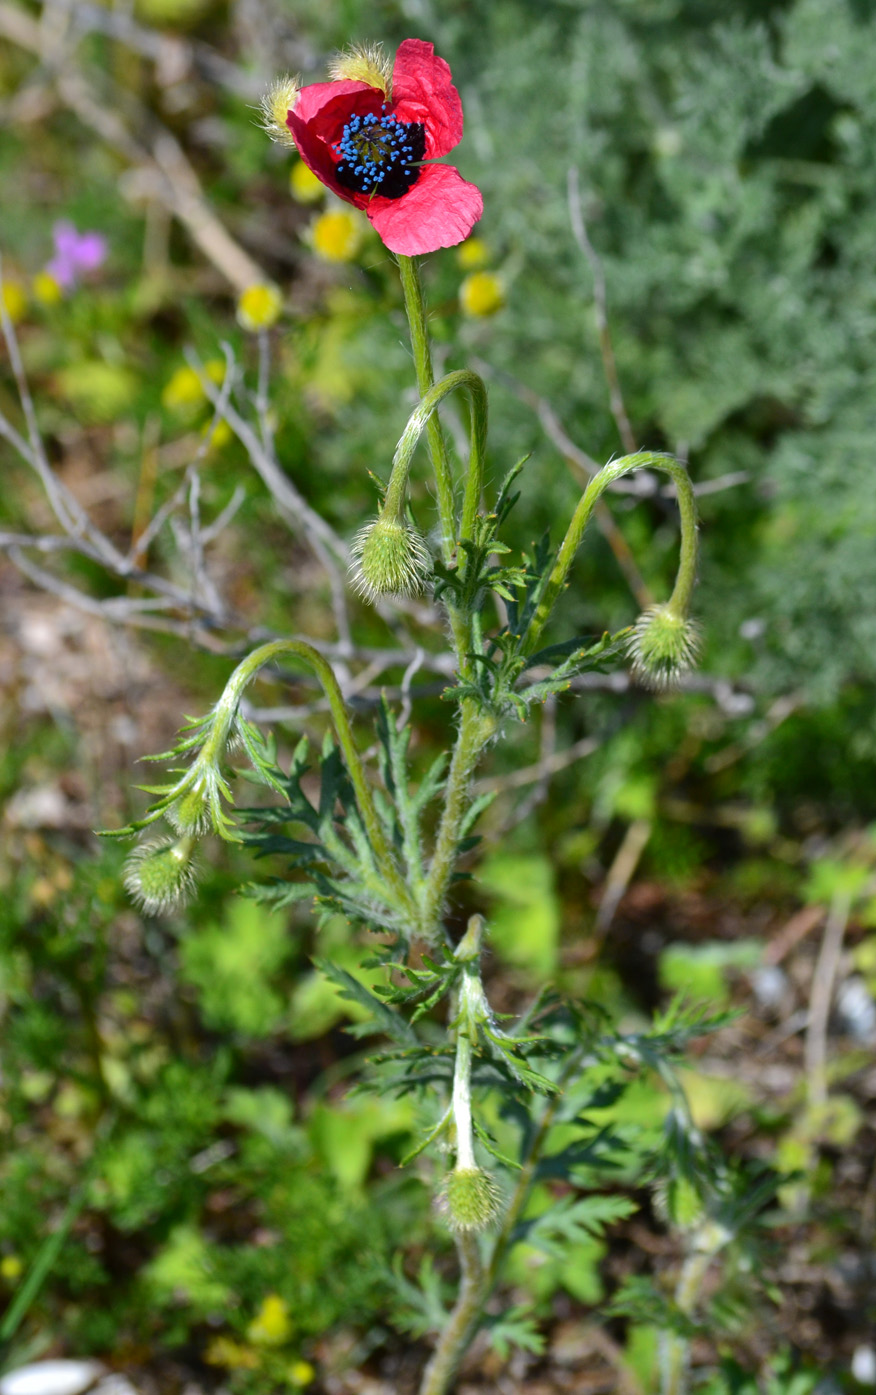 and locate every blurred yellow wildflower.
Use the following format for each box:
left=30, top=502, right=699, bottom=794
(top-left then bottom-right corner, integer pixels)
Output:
left=460, top=270, right=505, bottom=318
left=32, top=272, right=63, bottom=306
left=1, top=280, right=27, bottom=324
left=202, top=418, right=233, bottom=450
left=288, top=1359, right=316, bottom=1386
left=204, top=1336, right=259, bottom=1370
left=0, top=1255, right=23, bottom=1282
left=162, top=359, right=225, bottom=412
left=247, top=1292, right=293, bottom=1346
left=456, top=237, right=489, bottom=270
left=310, top=209, right=366, bottom=263
left=290, top=160, right=325, bottom=204
left=237, top=283, right=284, bottom=332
